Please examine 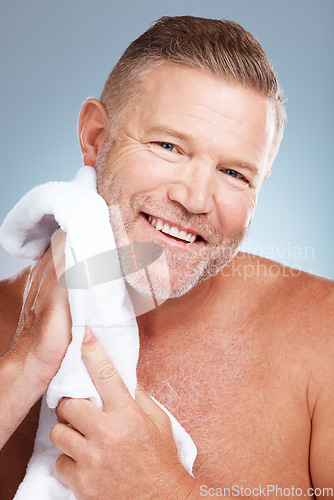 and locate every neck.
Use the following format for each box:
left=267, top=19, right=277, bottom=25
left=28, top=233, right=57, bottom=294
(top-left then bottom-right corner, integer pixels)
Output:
left=134, top=252, right=247, bottom=346
left=135, top=275, right=215, bottom=344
